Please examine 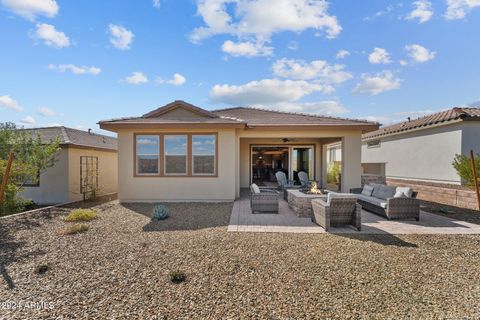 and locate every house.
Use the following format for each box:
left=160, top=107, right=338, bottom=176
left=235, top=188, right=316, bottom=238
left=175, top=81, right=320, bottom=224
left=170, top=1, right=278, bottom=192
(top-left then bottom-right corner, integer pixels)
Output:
left=21, top=127, right=118, bottom=205
left=362, top=107, right=480, bottom=209
left=99, top=100, right=378, bottom=202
